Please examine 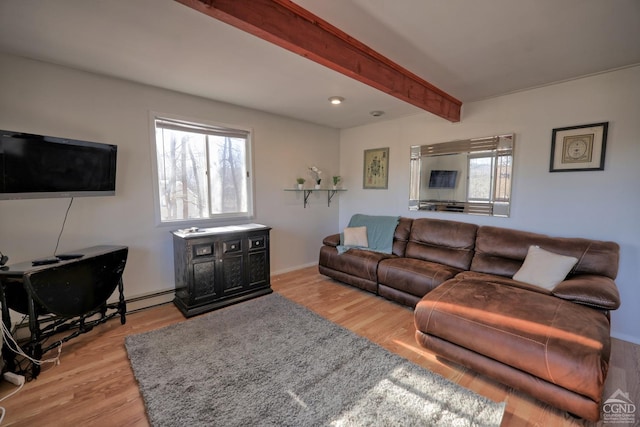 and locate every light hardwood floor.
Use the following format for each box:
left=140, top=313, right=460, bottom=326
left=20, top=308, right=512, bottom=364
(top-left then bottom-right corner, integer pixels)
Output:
left=1, top=266, right=637, bottom=426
